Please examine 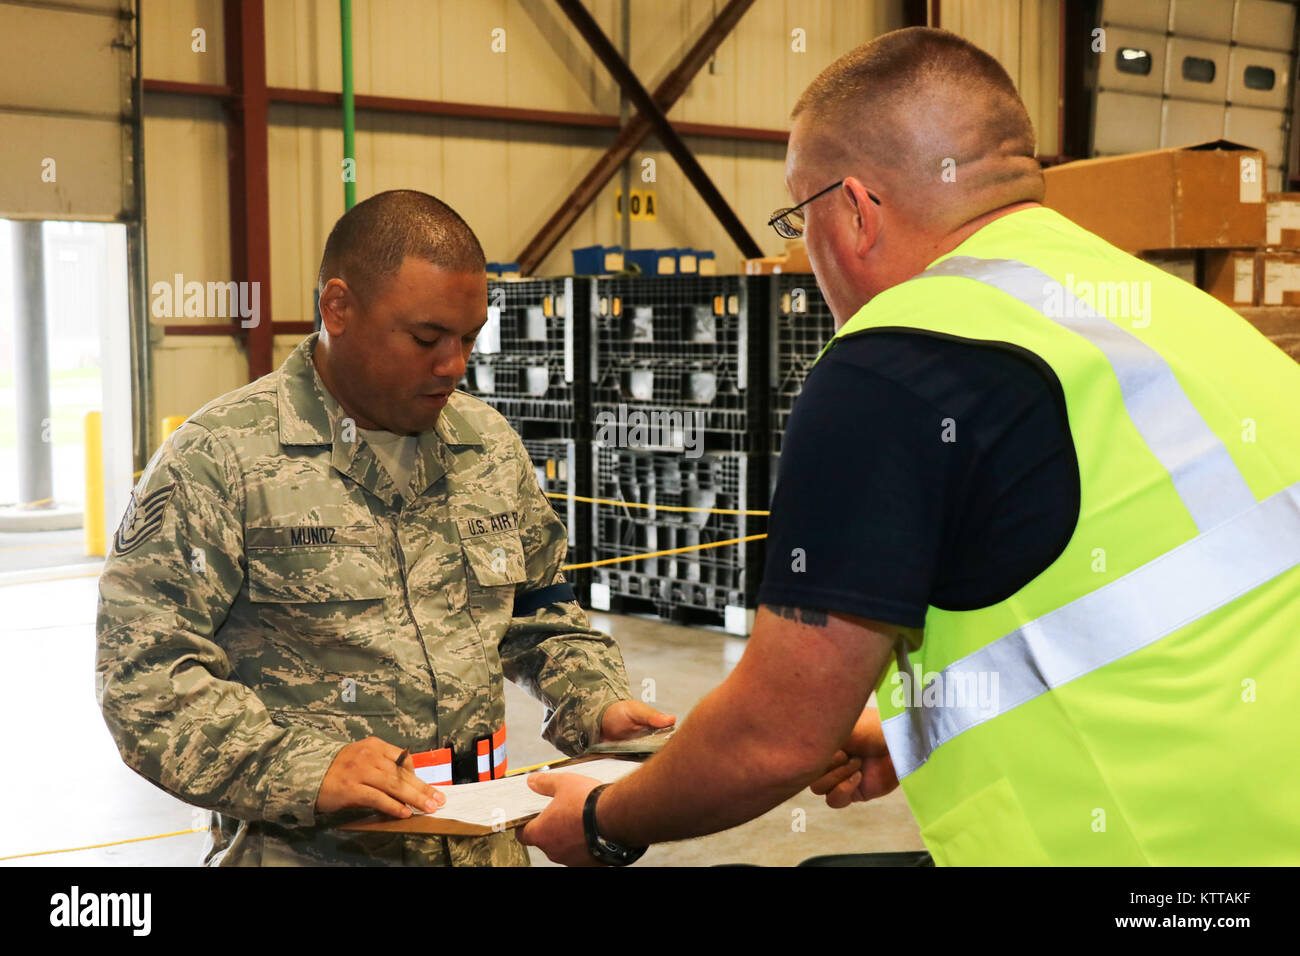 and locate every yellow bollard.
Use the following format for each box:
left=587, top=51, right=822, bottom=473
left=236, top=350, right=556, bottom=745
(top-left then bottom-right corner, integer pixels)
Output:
left=160, top=415, right=186, bottom=441
left=84, top=411, right=105, bottom=557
